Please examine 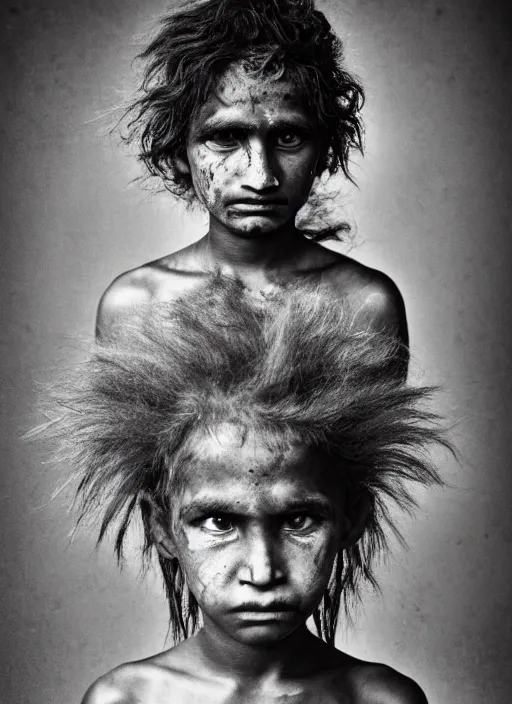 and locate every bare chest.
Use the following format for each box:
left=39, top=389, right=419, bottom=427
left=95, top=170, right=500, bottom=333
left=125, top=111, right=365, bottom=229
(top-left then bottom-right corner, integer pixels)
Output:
left=152, top=265, right=357, bottom=309
left=140, top=675, right=351, bottom=704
